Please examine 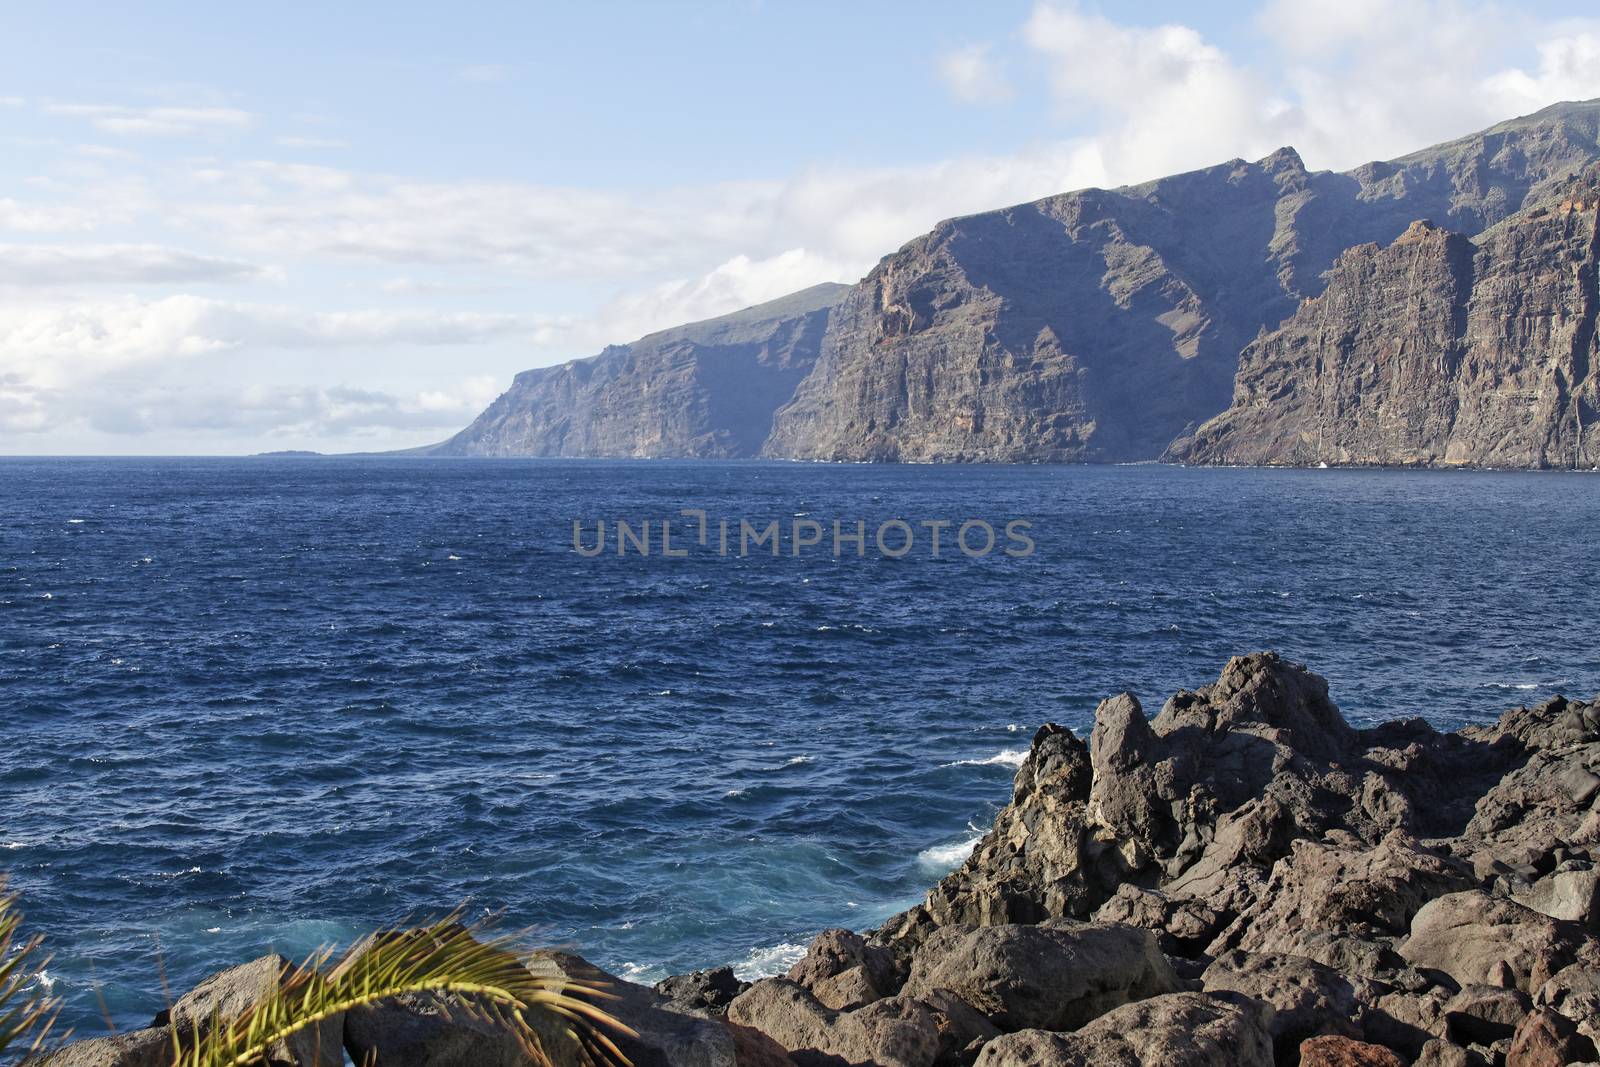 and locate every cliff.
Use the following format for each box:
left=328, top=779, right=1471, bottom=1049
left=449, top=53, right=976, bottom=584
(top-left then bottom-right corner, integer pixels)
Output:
left=431, top=99, right=1600, bottom=464
left=427, top=283, right=846, bottom=458
left=764, top=102, right=1600, bottom=463
left=1171, top=171, right=1600, bottom=468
